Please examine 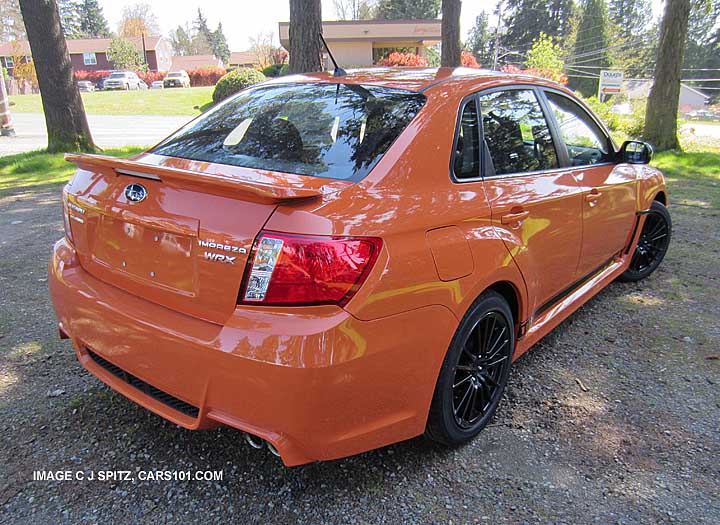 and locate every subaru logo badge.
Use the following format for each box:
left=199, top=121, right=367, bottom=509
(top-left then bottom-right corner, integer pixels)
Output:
left=124, top=183, right=147, bottom=203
